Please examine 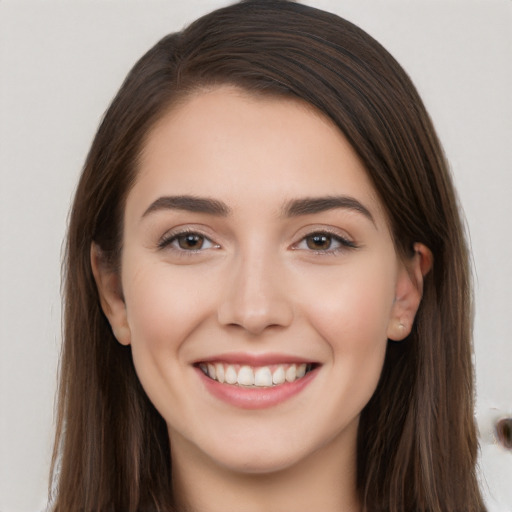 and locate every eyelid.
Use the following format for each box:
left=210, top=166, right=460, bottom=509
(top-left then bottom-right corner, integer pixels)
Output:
left=156, top=225, right=357, bottom=255
left=291, top=227, right=358, bottom=254
left=157, top=227, right=220, bottom=252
